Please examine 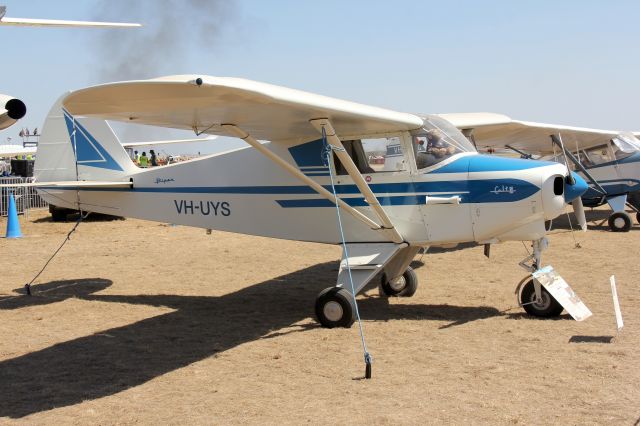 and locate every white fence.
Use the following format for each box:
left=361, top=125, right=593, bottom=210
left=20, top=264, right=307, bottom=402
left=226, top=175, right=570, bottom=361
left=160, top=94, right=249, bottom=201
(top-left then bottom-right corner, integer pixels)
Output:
left=0, top=177, right=49, bottom=218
